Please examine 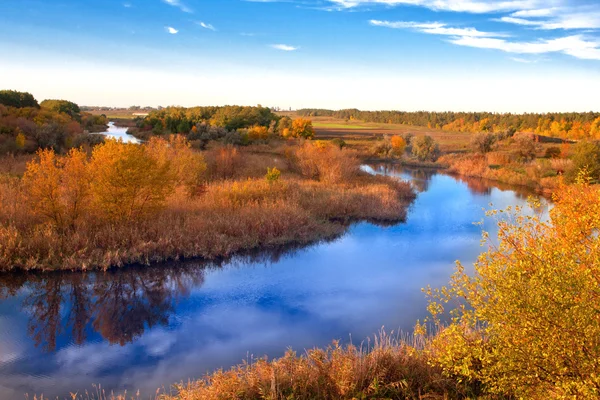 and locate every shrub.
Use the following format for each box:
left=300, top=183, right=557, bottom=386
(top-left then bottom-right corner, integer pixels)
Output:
left=566, top=140, right=600, bottom=183
left=545, top=146, right=561, bottom=158
left=265, top=167, right=280, bottom=183
left=513, top=133, right=539, bottom=161
left=470, top=132, right=495, bottom=153
left=412, top=136, right=440, bottom=162
left=291, top=118, right=315, bottom=139
left=426, top=182, right=600, bottom=397
left=294, top=142, right=359, bottom=184
left=331, top=138, right=346, bottom=149
left=89, top=140, right=177, bottom=222
left=371, top=139, right=393, bottom=158
left=390, top=135, right=407, bottom=157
